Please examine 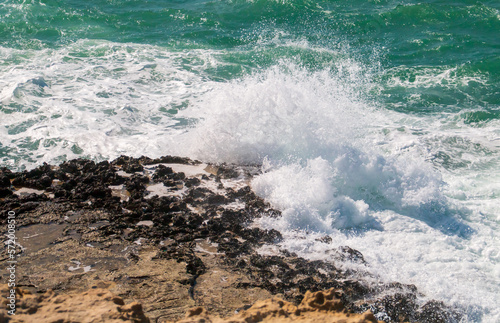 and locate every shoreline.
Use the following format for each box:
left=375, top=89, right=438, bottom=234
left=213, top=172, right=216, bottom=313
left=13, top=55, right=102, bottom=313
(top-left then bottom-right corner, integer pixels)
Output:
left=0, top=155, right=462, bottom=322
